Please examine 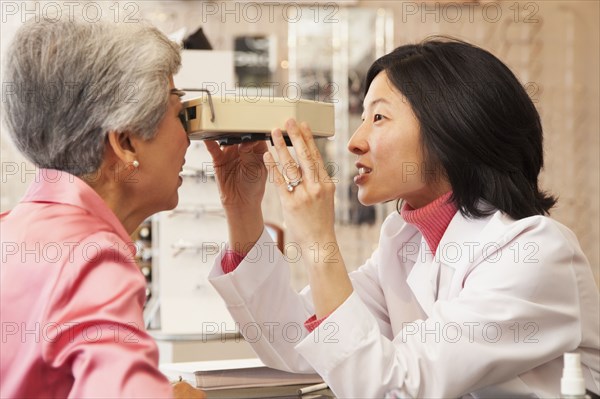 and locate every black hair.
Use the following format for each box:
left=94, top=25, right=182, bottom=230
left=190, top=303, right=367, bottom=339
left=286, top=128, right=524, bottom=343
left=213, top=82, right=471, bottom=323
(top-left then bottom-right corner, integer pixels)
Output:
left=365, top=37, right=556, bottom=220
